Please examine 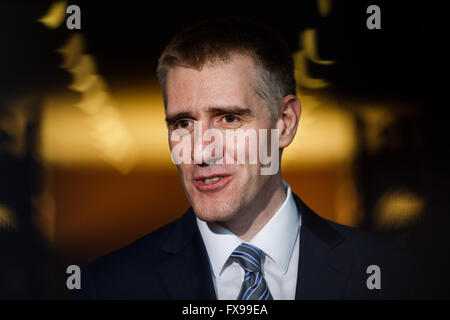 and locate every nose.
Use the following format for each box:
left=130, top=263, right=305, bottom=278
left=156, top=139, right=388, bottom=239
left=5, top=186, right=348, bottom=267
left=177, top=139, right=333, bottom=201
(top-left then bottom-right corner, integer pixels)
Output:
left=191, top=120, right=224, bottom=166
